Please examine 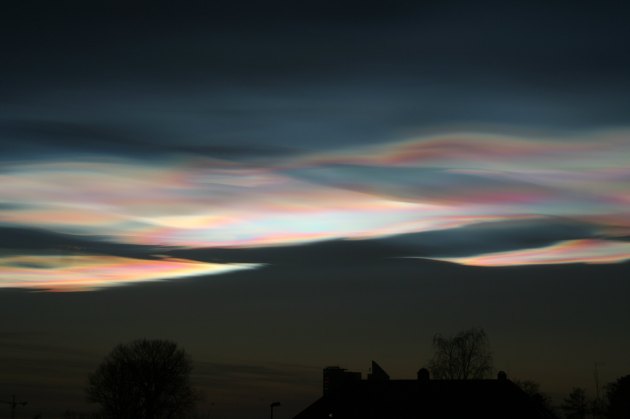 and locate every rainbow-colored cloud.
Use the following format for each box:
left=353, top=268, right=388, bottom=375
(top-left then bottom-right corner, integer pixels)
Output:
left=1, top=130, right=629, bottom=290
left=0, top=253, right=258, bottom=292
left=428, top=239, right=630, bottom=267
